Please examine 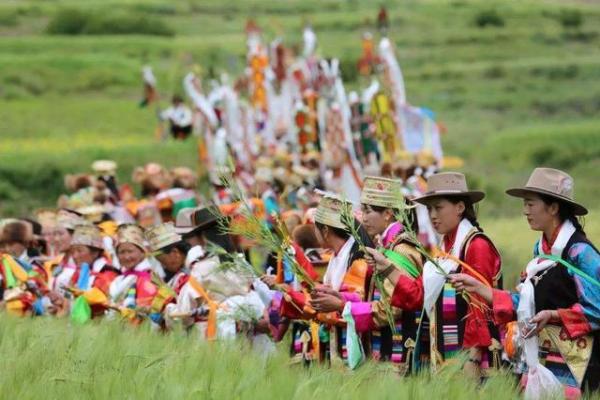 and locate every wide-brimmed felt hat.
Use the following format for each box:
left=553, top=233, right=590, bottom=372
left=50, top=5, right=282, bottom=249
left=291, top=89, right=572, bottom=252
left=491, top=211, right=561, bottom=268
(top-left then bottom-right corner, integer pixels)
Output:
left=189, top=207, right=219, bottom=233
left=413, top=172, right=485, bottom=205
left=174, top=207, right=196, bottom=235
left=506, top=167, right=587, bottom=216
